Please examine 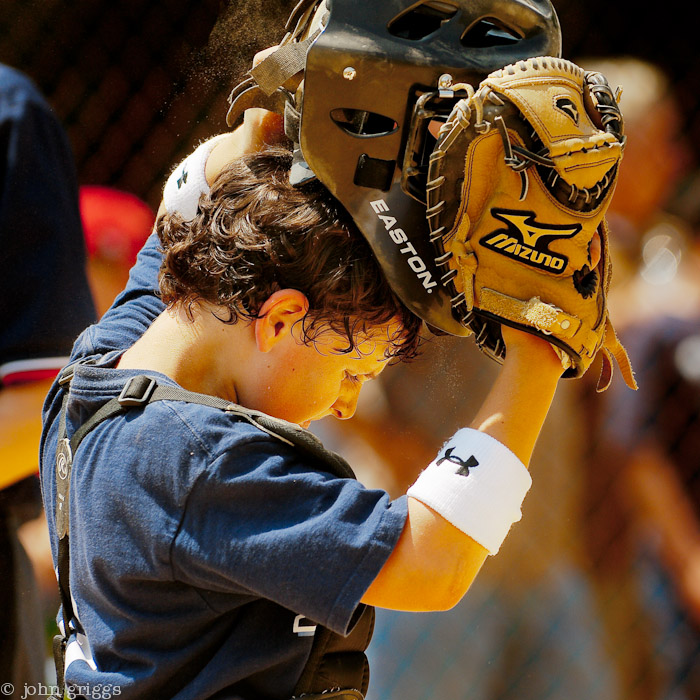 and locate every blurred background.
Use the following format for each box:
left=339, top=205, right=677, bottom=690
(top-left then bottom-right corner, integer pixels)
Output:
left=2, top=0, right=700, bottom=698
